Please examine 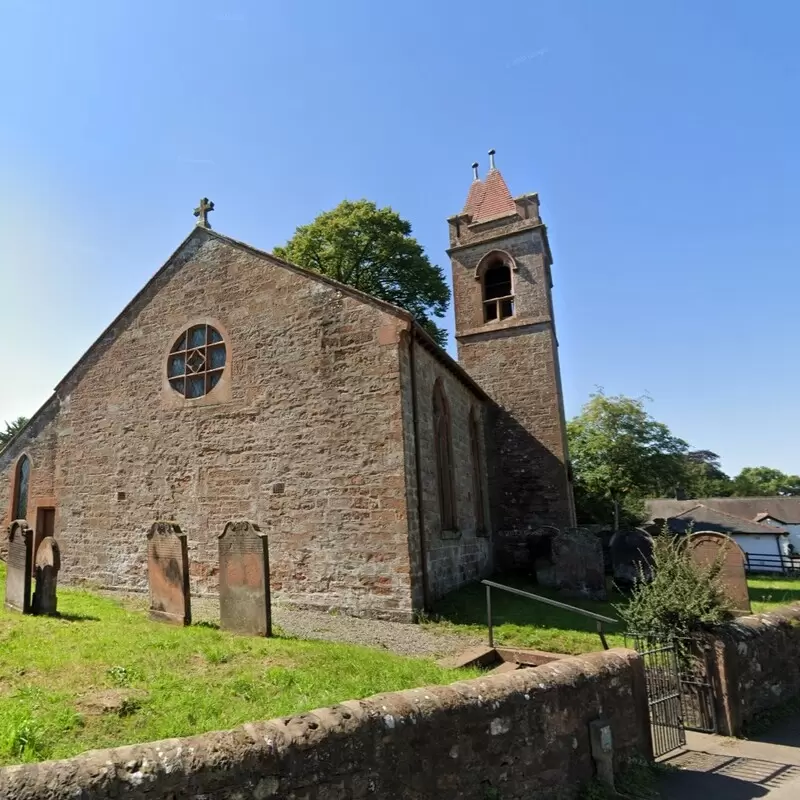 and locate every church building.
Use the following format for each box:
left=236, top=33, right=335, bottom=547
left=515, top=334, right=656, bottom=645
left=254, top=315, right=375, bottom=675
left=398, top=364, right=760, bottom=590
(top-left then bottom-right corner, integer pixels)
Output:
left=1, top=153, right=574, bottom=621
